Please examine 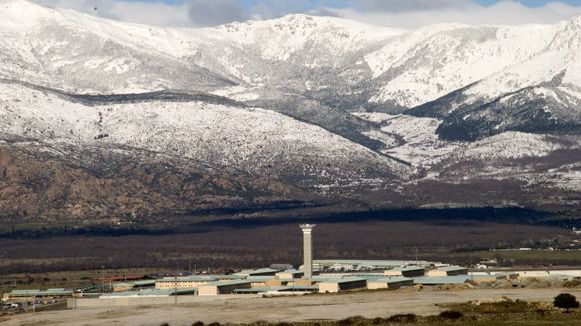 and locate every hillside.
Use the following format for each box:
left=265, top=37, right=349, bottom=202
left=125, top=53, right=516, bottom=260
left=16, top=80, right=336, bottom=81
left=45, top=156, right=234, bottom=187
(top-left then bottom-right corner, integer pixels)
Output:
left=0, top=0, right=580, bottom=225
